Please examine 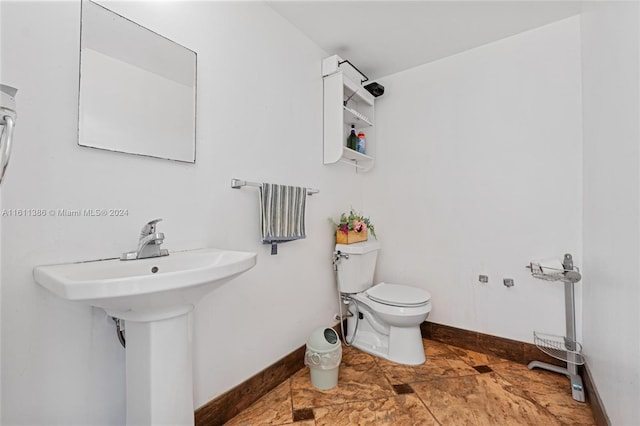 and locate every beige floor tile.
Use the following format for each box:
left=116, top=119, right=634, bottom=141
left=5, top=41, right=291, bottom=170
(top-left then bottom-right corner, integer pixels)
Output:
left=412, top=372, right=563, bottom=426
left=314, top=394, right=438, bottom=426
left=227, top=339, right=596, bottom=426
left=291, top=360, right=395, bottom=410
left=225, top=381, right=292, bottom=426
left=532, top=390, right=596, bottom=426
left=341, top=343, right=378, bottom=366
left=489, top=360, right=574, bottom=395
left=490, top=360, right=595, bottom=425
left=374, top=338, right=479, bottom=385
left=377, top=352, right=479, bottom=384
left=424, top=339, right=458, bottom=358
left=446, top=343, right=507, bottom=366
